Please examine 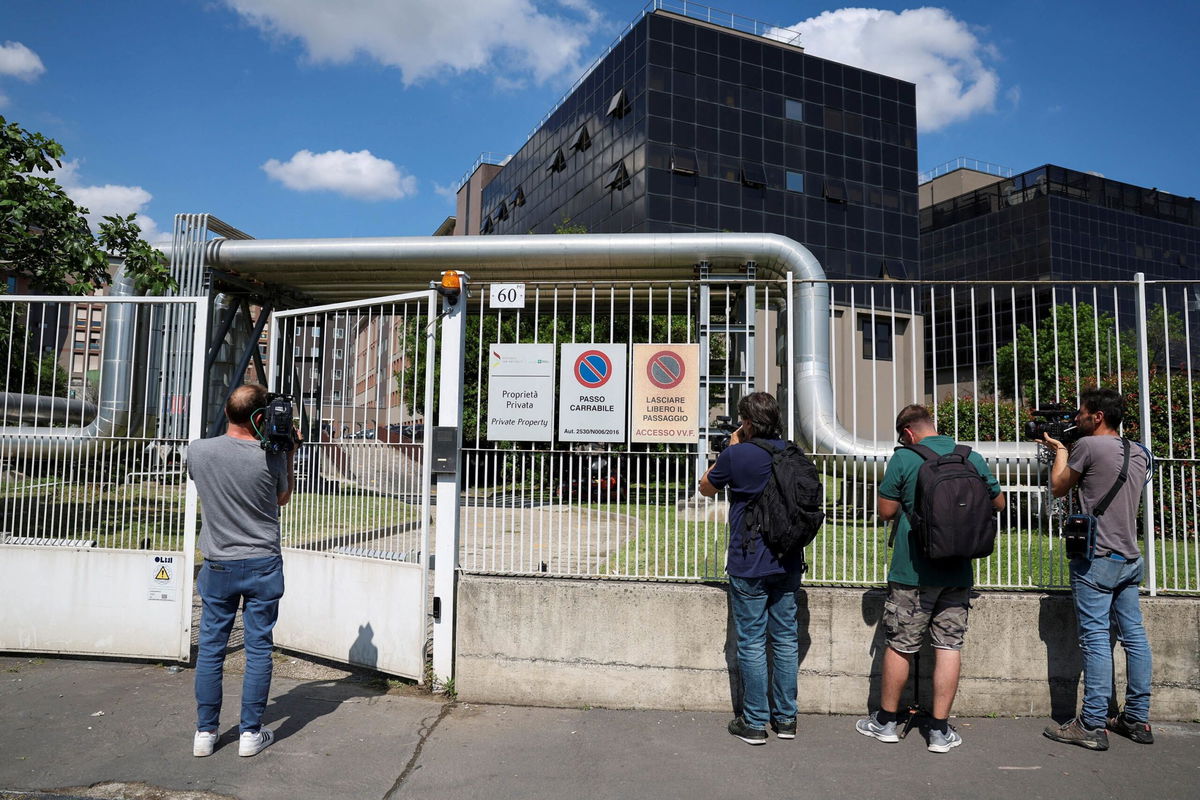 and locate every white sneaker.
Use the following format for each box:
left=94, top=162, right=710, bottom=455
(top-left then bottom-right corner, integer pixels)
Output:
left=238, top=728, right=275, bottom=757
left=193, top=730, right=217, bottom=757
